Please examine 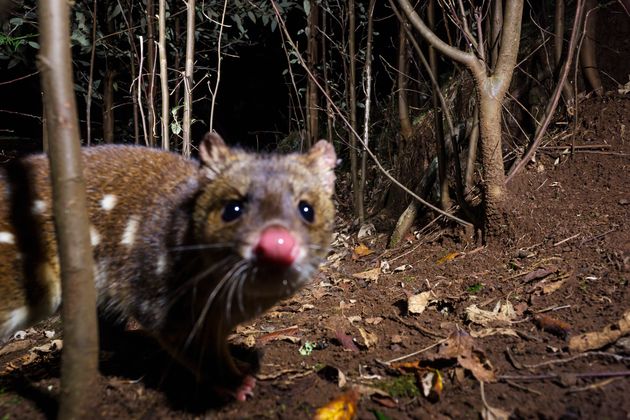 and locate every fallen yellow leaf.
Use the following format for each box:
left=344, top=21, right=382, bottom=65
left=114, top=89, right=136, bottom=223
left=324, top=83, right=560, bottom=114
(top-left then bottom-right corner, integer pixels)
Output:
left=353, top=244, right=373, bottom=258
left=314, top=389, right=359, bottom=420
left=436, top=252, right=459, bottom=264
